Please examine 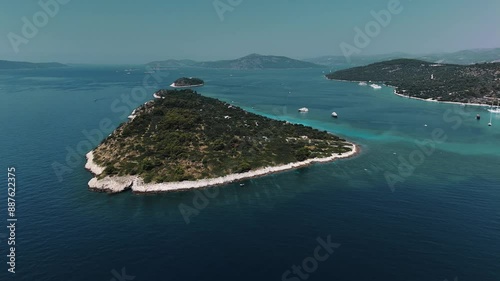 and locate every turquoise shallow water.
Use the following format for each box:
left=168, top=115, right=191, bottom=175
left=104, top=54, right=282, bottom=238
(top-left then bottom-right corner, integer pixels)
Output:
left=0, top=66, right=499, bottom=280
